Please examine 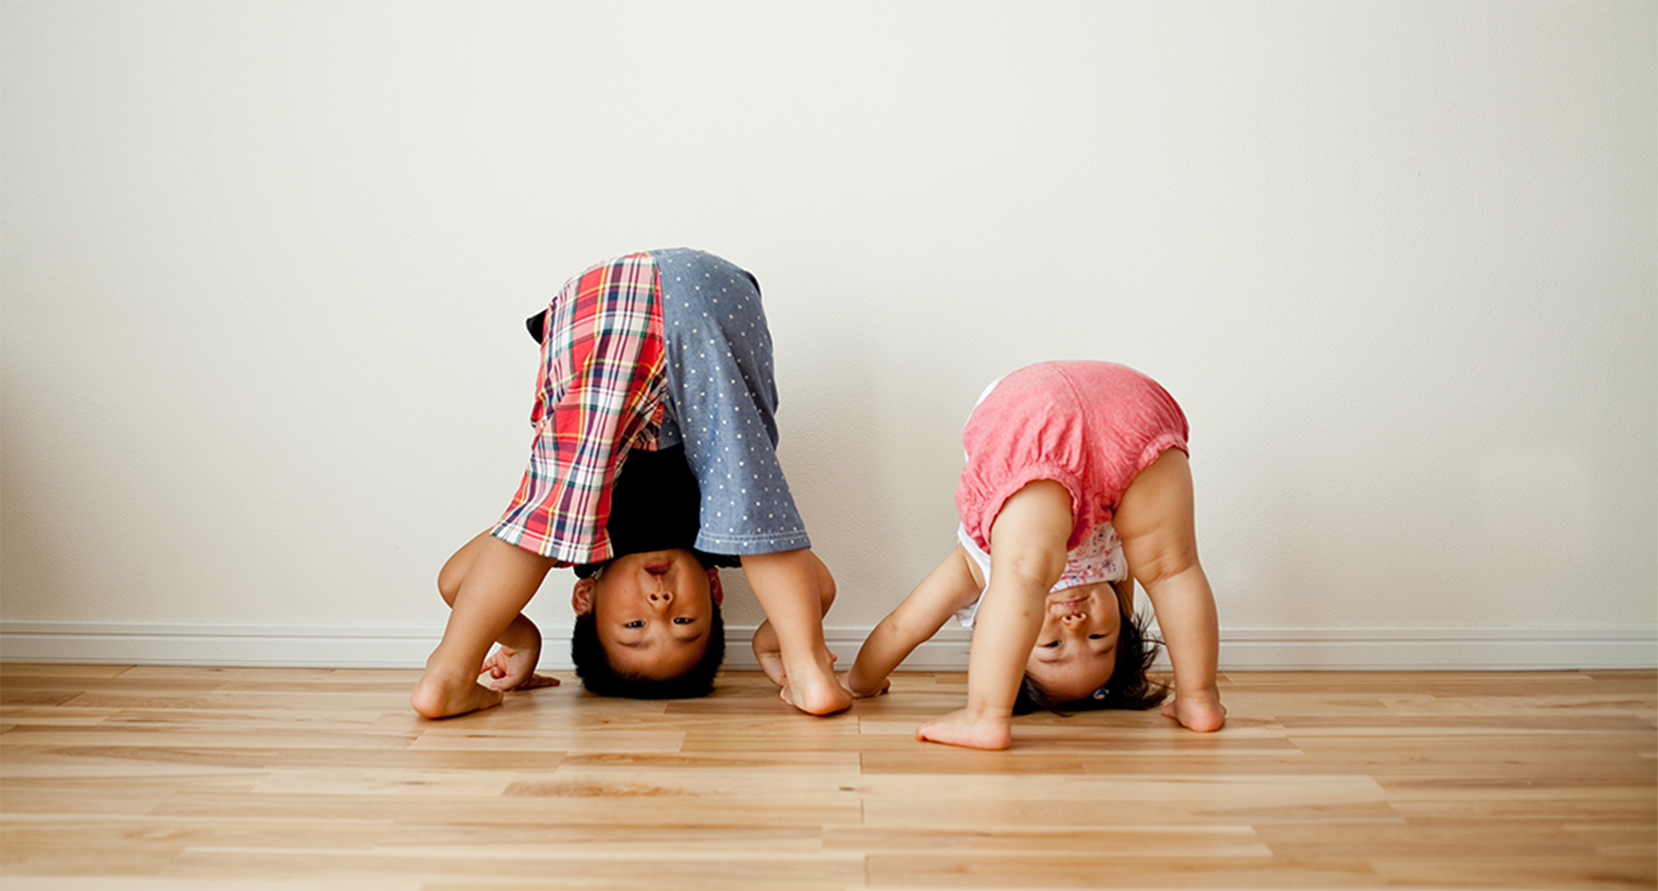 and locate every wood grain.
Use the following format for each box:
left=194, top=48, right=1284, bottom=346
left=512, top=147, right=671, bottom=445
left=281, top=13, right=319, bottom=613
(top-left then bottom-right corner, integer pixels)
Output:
left=1, top=665, right=1652, bottom=889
